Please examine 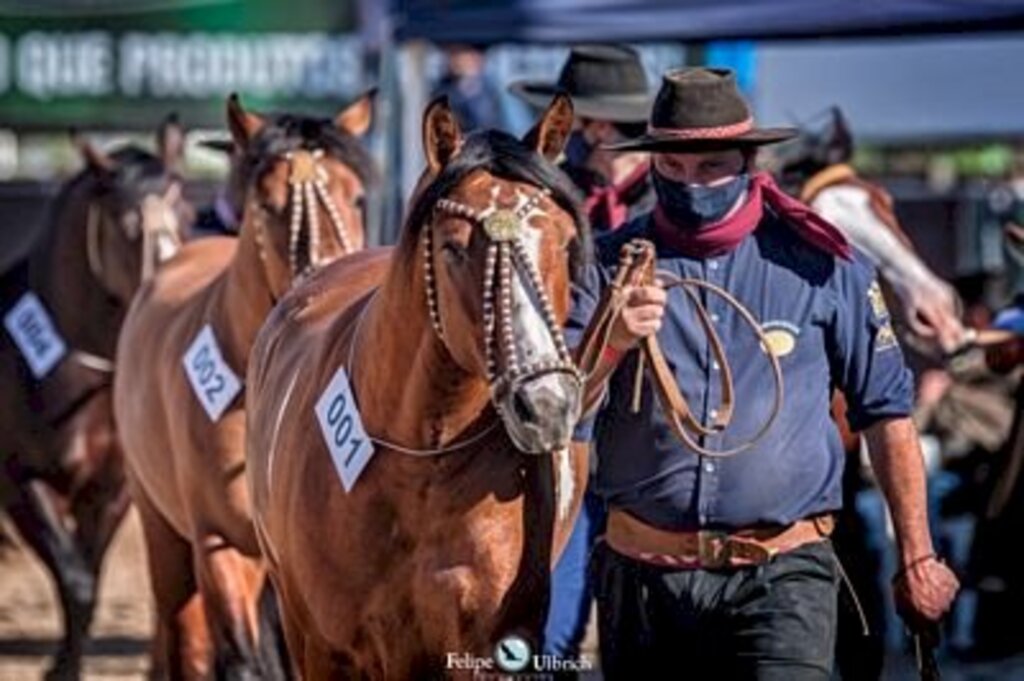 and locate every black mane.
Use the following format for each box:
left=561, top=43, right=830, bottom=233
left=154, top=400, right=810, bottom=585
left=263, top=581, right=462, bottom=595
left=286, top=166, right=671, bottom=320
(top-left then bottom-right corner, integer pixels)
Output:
left=243, top=113, right=376, bottom=187
left=404, top=129, right=592, bottom=275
